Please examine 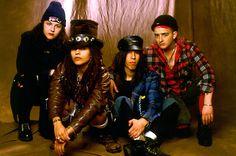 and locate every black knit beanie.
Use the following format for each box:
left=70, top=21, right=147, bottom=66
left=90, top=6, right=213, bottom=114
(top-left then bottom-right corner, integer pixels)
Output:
left=41, top=1, right=66, bottom=26
left=151, top=15, right=178, bottom=31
